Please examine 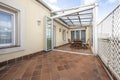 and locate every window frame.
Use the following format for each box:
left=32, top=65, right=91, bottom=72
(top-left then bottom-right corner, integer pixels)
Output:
left=0, top=8, right=16, bottom=47
left=0, top=0, right=25, bottom=54
left=62, top=29, right=66, bottom=41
